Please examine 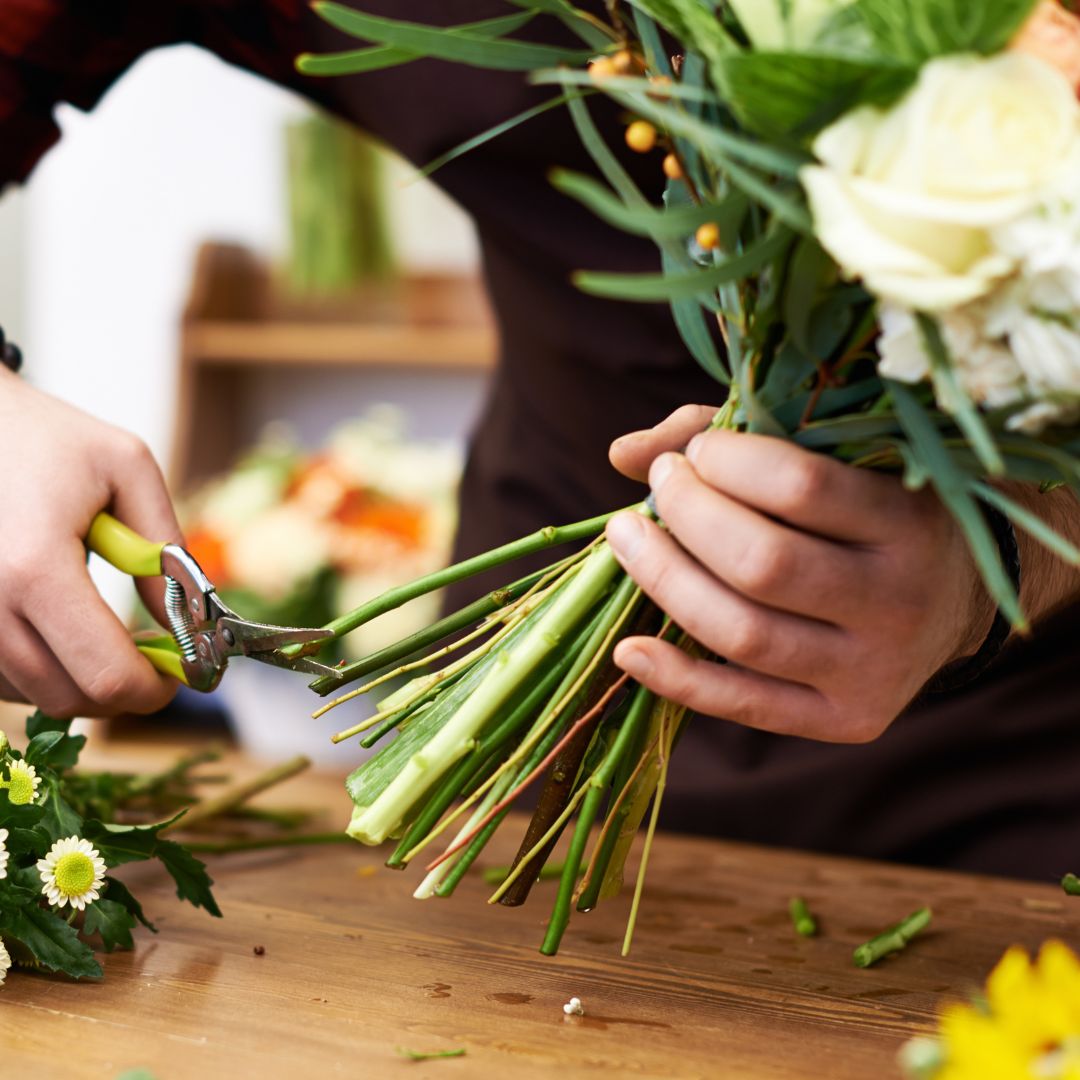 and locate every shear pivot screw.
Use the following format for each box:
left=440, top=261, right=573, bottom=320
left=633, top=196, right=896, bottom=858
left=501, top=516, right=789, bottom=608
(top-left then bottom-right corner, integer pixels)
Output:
left=222, top=628, right=235, bottom=647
